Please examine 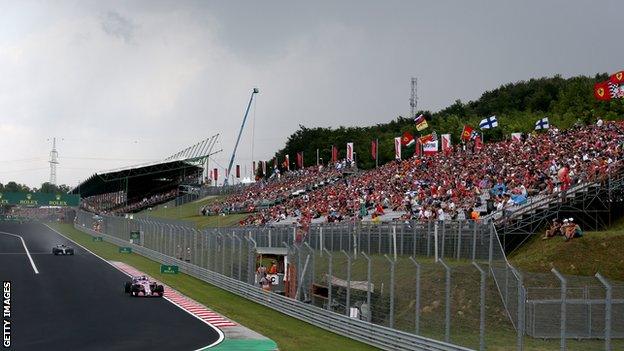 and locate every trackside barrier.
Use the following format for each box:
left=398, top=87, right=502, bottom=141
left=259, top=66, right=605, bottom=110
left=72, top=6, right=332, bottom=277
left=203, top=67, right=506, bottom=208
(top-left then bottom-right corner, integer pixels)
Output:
left=74, top=224, right=471, bottom=351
